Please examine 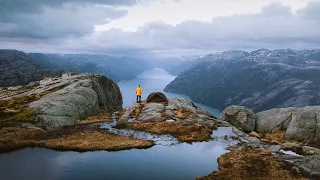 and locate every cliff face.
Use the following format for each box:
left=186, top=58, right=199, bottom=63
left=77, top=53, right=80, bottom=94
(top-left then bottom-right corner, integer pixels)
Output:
left=165, top=49, right=320, bottom=111
left=1, top=74, right=122, bottom=130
